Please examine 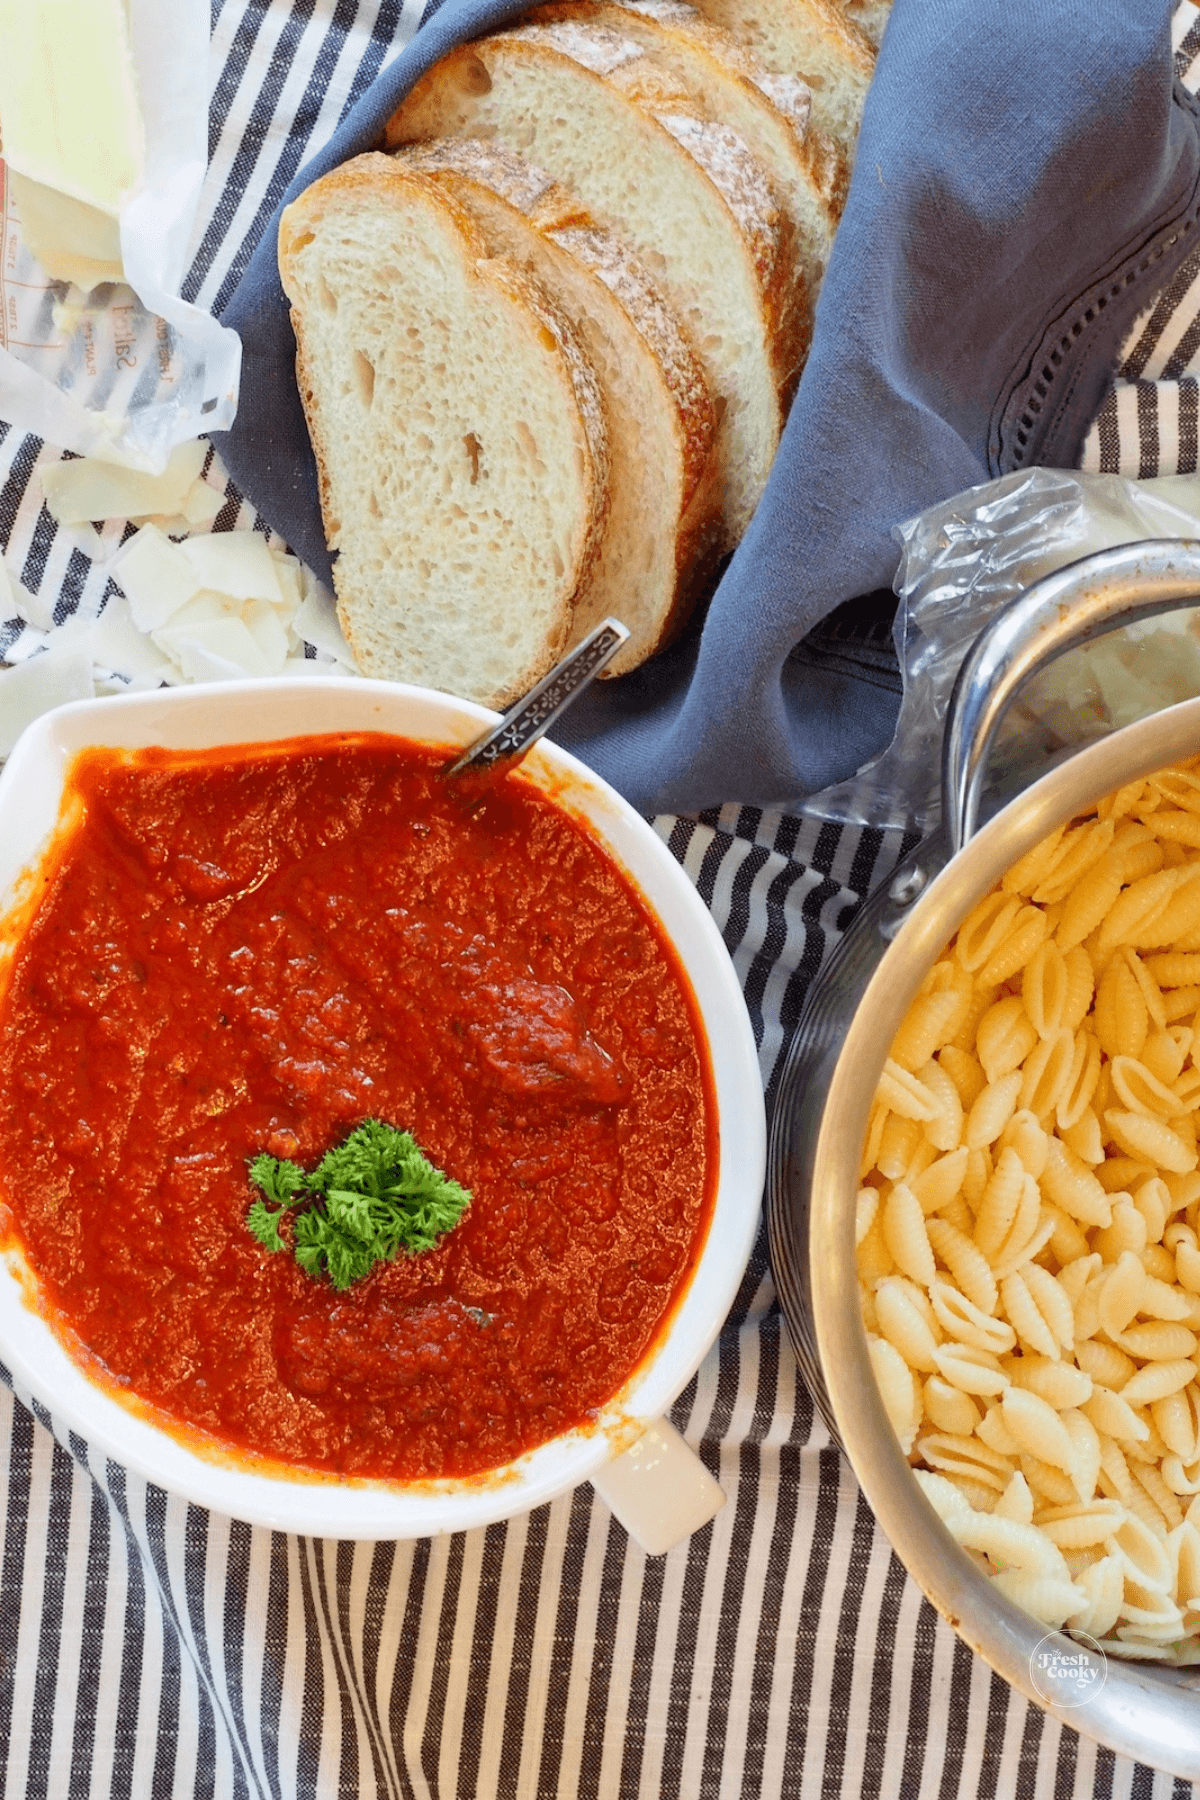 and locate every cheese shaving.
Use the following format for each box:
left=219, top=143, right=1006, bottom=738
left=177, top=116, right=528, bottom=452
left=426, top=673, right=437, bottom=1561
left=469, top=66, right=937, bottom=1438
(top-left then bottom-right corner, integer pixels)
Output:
left=1, top=555, right=56, bottom=632
left=295, top=579, right=355, bottom=662
left=0, top=640, right=95, bottom=757
left=88, top=598, right=174, bottom=687
left=170, top=617, right=275, bottom=684
left=111, top=526, right=202, bottom=632
left=4, top=446, right=361, bottom=757
left=40, top=445, right=208, bottom=526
